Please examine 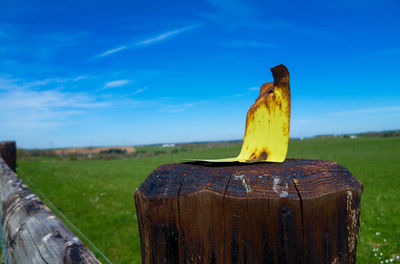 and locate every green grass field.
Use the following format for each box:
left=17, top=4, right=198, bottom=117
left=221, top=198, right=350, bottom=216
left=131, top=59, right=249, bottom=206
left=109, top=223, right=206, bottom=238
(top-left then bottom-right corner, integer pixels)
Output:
left=17, top=137, right=400, bottom=263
